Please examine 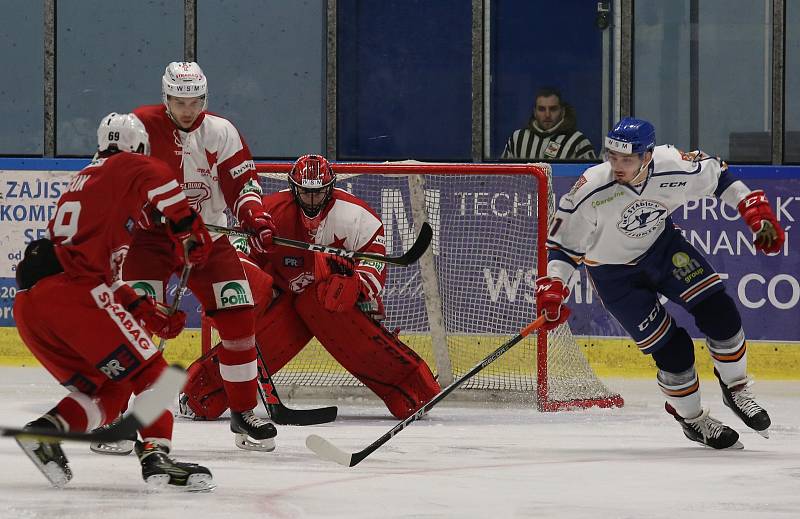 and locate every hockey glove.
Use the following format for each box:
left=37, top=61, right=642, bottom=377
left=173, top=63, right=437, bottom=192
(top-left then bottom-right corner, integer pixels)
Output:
left=737, top=190, right=785, bottom=255
left=127, top=295, right=187, bottom=339
left=137, top=203, right=165, bottom=231
left=240, top=205, right=276, bottom=254
left=168, top=209, right=213, bottom=265
left=314, top=252, right=361, bottom=312
left=535, top=276, right=571, bottom=332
